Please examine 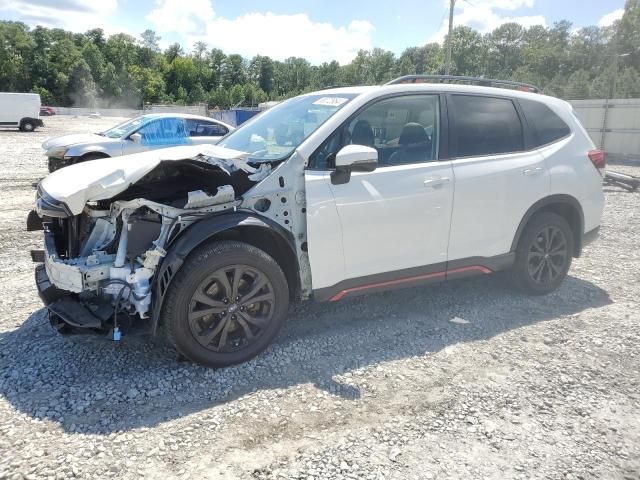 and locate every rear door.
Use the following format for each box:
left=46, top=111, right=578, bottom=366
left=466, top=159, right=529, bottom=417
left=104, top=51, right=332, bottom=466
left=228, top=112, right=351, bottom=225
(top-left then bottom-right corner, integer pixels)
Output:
left=185, top=119, right=230, bottom=145
left=446, top=93, right=549, bottom=265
